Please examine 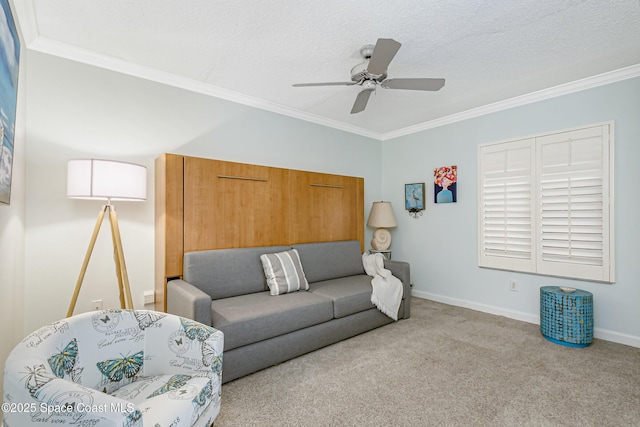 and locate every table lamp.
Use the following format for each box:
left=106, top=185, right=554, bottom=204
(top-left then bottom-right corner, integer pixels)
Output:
left=367, top=201, right=398, bottom=251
